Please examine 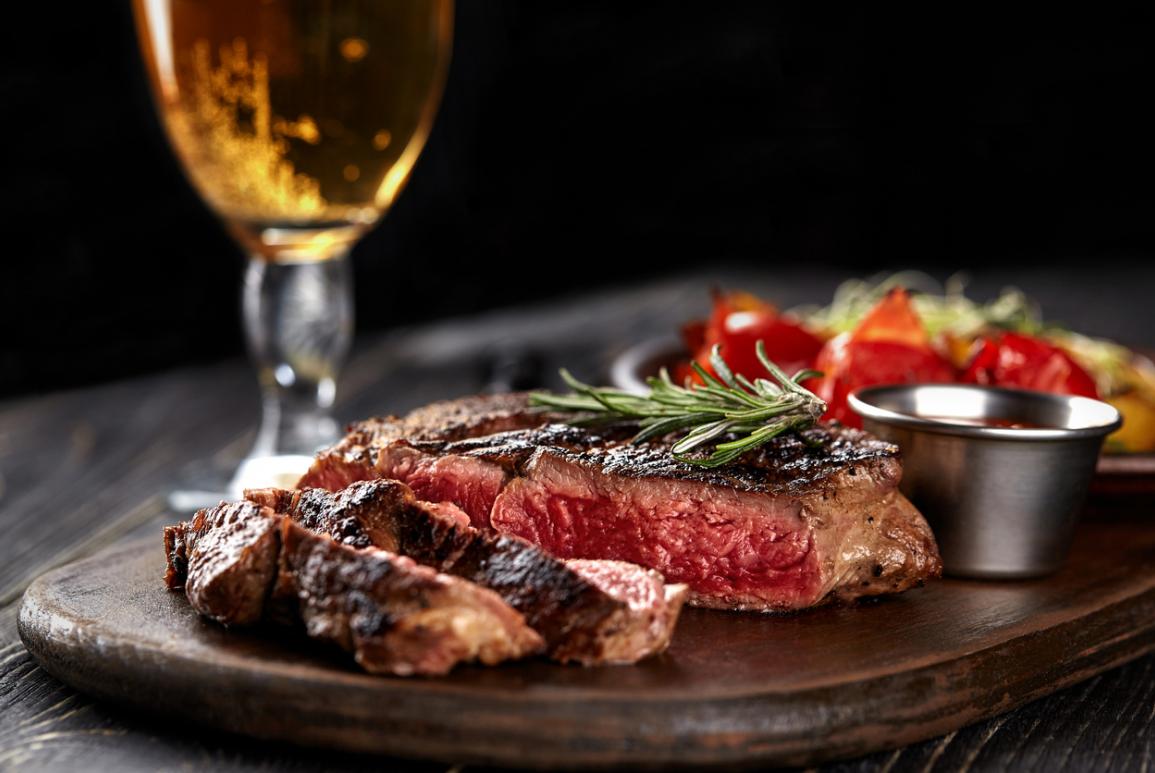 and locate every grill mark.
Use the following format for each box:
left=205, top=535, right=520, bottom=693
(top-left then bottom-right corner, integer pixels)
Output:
left=425, top=422, right=899, bottom=496
left=450, top=534, right=622, bottom=649
left=316, top=393, right=900, bottom=497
